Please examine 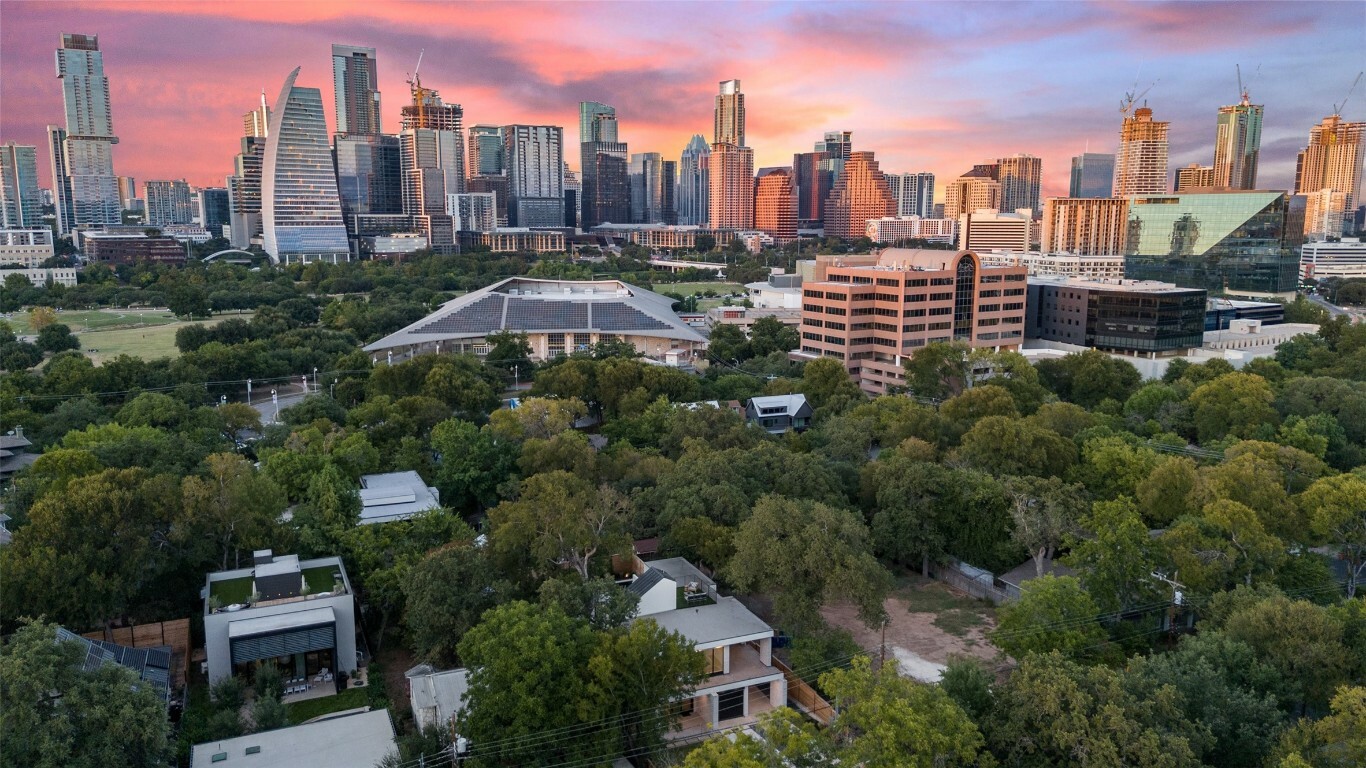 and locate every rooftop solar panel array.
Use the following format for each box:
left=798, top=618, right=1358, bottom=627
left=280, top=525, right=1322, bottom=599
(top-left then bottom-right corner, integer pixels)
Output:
left=591, top=302, right=672, bottom=331
left=413, top=294, right=505, bottom=335
left=55, top=627, right=173, bottom=701
left=505, top=299, right=590, bottom=330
